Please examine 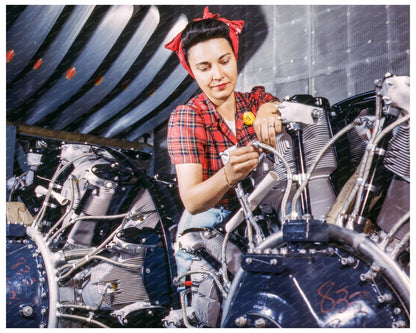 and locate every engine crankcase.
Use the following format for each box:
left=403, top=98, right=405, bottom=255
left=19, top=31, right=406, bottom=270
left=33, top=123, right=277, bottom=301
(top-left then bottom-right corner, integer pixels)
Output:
left=221, top=226, right=409, bottom=328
